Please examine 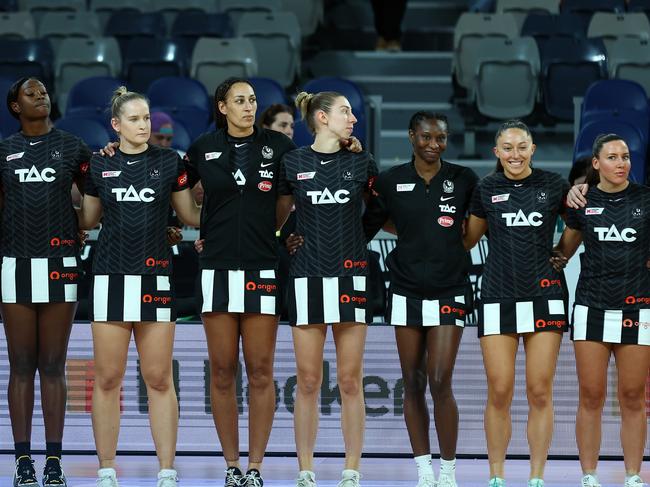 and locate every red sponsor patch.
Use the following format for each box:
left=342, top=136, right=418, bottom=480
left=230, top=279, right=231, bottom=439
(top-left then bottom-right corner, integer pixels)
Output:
left=258, top=180, right=272, bottom=192
left=177, top=172, right=188, bottom=187
left=438, top=216, right=454, bottom=227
